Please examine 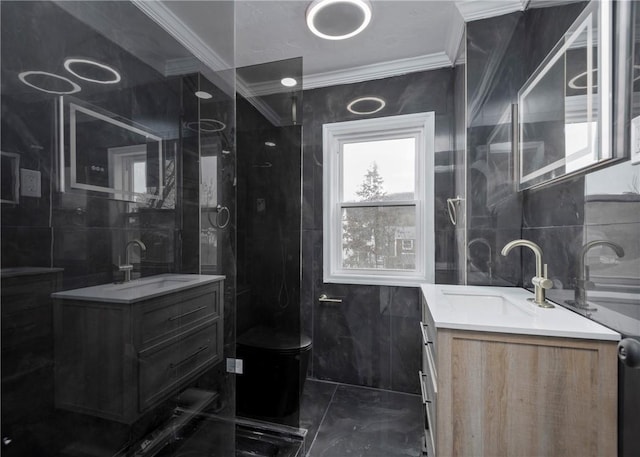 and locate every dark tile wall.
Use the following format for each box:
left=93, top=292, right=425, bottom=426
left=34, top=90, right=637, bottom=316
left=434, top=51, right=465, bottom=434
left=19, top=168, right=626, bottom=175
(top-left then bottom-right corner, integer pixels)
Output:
left=465, top=0, right=640, bottom=342
left=236, top=95, right=302, bottom=336
left=301, top=69, right=455, bottom=393
left=465, top=3, right=588, bottom=288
